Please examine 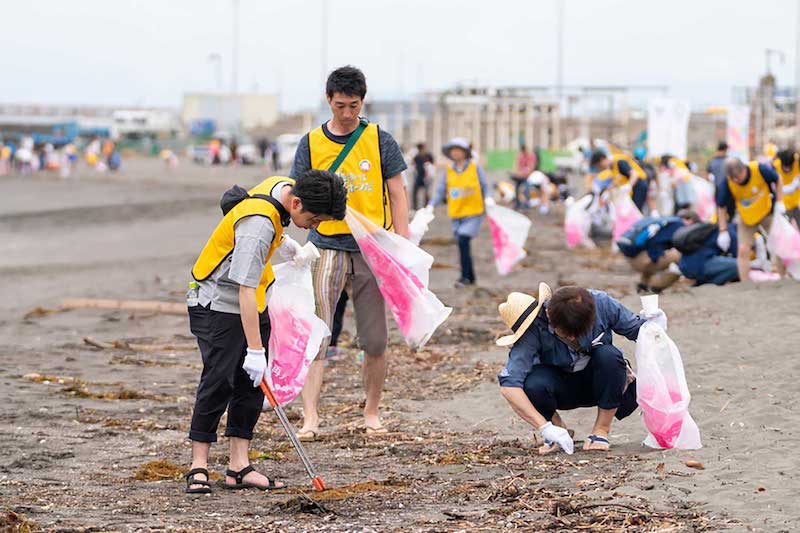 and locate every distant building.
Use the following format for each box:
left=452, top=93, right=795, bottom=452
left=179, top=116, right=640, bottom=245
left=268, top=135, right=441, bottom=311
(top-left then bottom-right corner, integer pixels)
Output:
left=112, top=109, right=181, bottom=140
left=181, top=92, right=279, bottom=134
